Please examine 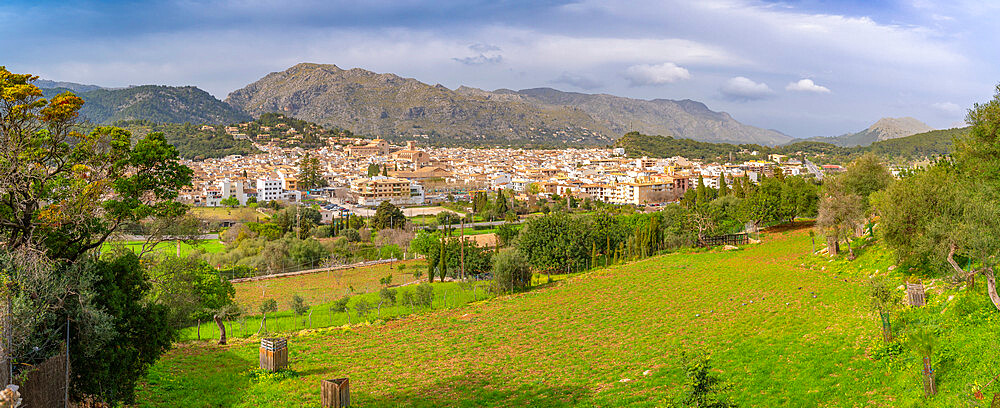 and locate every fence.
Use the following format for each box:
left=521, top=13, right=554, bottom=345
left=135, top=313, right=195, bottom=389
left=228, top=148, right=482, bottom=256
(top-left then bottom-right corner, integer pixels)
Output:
left=698, top=233, right=750, bottom=247
left=14, top=345, right=68, bottom=408
left=230, top=258, right=399, bottom=283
